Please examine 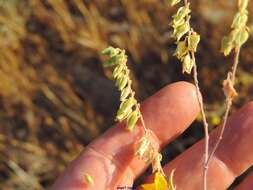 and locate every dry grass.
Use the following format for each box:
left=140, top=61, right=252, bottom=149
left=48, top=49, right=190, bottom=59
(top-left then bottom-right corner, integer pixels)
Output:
left=0, top=0, right=252, bottom=189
